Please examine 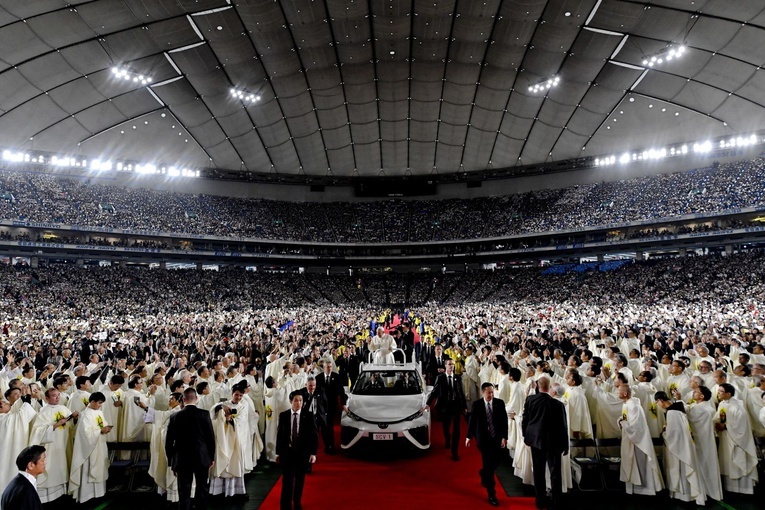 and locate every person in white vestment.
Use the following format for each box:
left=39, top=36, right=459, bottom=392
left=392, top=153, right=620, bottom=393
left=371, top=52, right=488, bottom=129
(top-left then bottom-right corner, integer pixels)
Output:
left=0, top=389, right=38, bottom=494
left=69, top=392, right=112, bottom=503
left=67, top=376, right=92, bottom=415
left=209, top=386, right=248, bottom=499
left=654, top=392, right=705, bottom=505
left=504, top=367, right=524, bottom=457
left=714, top=383, right=758, bottom=494
left=462, top=345, right=482, bottom=406
left=120, top=375, right=155, bottom=444
left=264, top=375, right=290, bottom=462
left=147, top=392, right=182, bottom=502
left=368, top=327, right=396, bottom=364
left=99, top=375, right=125, bottom=443
left=617, top=385, right=664, bottom=495
left=28, top=388, right=75, bottom=503
left=686, top=386, right=723, bottom=501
